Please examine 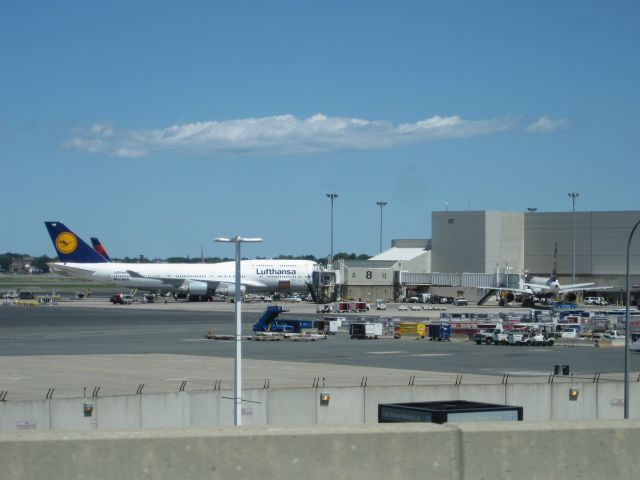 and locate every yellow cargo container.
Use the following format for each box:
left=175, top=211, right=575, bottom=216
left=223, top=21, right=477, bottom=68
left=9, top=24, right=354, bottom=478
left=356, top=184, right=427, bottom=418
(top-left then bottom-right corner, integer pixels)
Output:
left=394, top=322, right=426, bottom=339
